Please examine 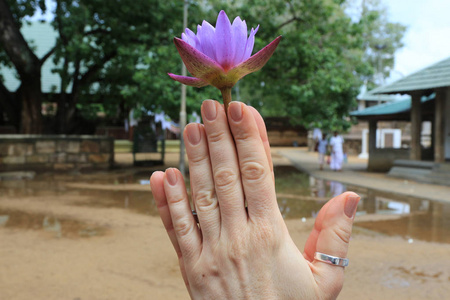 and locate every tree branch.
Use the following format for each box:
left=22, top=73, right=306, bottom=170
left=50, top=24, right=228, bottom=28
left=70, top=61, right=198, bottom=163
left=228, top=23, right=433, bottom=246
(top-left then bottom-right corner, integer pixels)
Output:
left=77, top=50, right=117, bottom=88
left=277, top=17, right=302, bottom=30
left=40, top=45, right=57, bottom=65
left=277, top=0, right=304, bottom=30
left=0, top=0, right=40, bottom=77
